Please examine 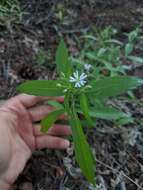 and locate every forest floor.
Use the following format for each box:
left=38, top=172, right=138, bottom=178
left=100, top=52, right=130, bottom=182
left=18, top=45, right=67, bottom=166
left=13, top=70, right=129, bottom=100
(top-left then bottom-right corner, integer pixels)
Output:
left=1, top=0, right=143, bottom=189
